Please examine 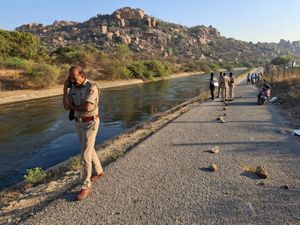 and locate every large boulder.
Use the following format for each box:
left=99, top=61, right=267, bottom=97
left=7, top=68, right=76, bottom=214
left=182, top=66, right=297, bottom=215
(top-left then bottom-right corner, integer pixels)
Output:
left=16, top=23, right=43, bottom=32
left=111, top=7, right=156, bottom=28
left=120, top=35, right=132, bottom=44
left=198, top=37, right=210, bottom=45
left=112, top=7, right=145, bottom=20
left=190, top=25, right=220, bottom=40
left=279, top=39, right=292, bottom=48
left=151, top=18, right=156, bottom=27
left=106, top=32, right=114, bottom=40
left=114, top=30, right=121, bottom=37
left=292, top=41, right=300, bottom=48
left=100, top=25, right=107, bottom=34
